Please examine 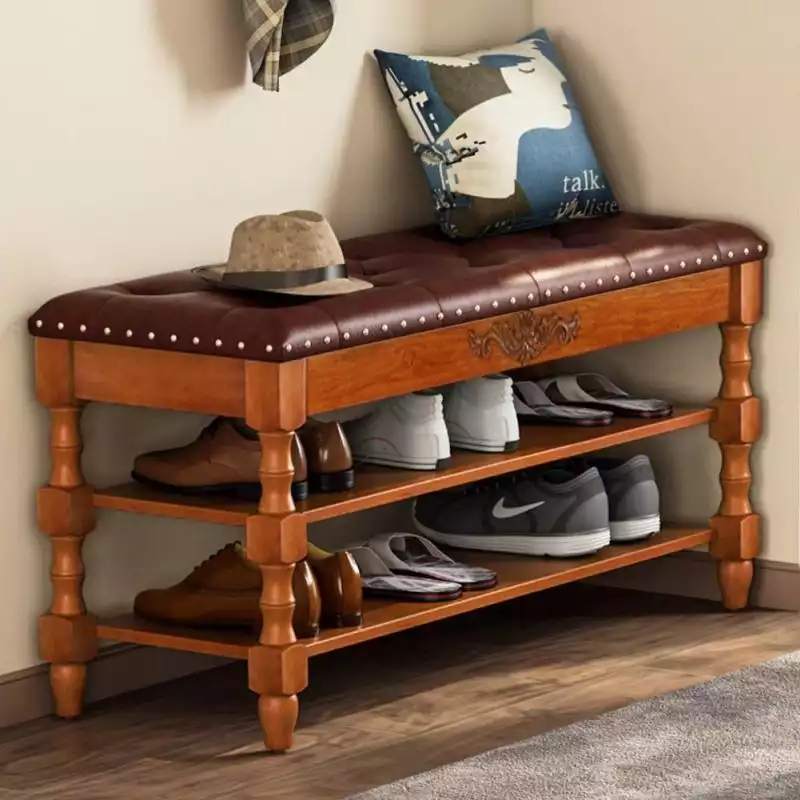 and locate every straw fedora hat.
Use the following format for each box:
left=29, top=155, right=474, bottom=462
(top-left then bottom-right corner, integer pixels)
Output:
left=194, top=211, right=372, bottom=297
